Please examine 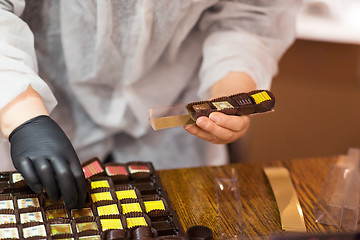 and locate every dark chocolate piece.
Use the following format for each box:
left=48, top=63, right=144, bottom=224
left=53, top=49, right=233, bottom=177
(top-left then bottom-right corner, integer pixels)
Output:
left=186, top=225, right=213, bottom=240
left=152, top=221, right=179, bottom=236
left=104, top=229, right=127, bottom=240
left=131, top=182, right=158, bottom=195
left=192, top=103, right=212, bottom=111
left=131, top=226, right=157, bottom=240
